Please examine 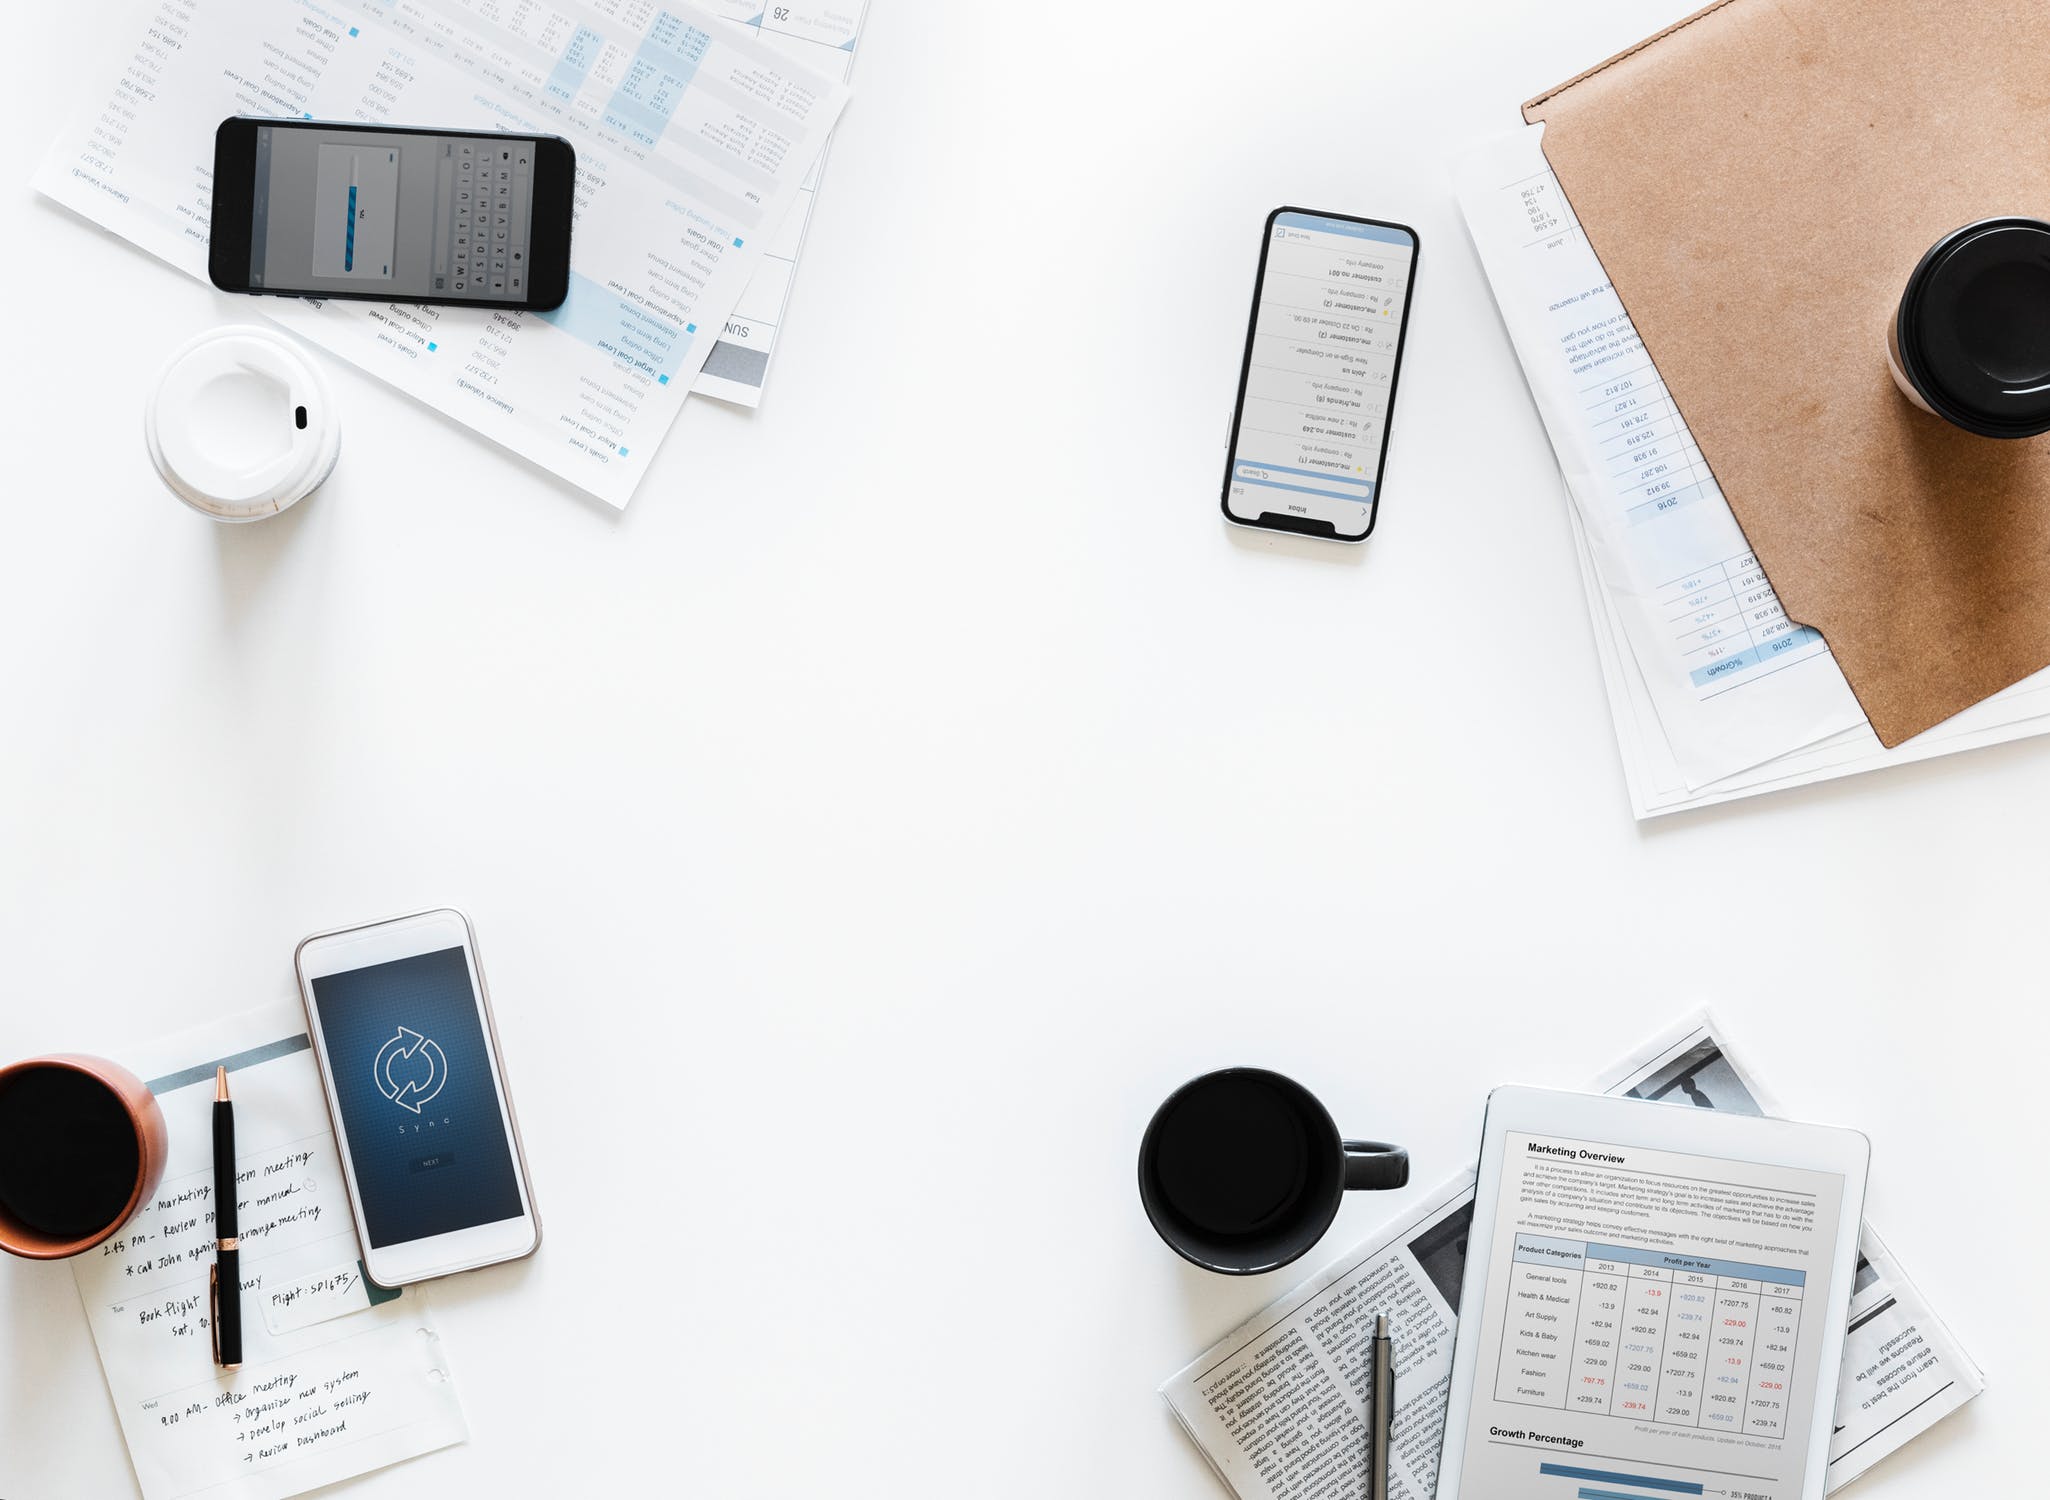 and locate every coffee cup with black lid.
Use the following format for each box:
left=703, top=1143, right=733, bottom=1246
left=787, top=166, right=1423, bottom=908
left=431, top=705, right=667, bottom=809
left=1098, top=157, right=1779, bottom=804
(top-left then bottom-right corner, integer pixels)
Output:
left=0, top=1055, right=169, bottom=1259
left=1138, top=1067, right=1409, bottom=1275
left=1887, top=217, right=2050, bottom=439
